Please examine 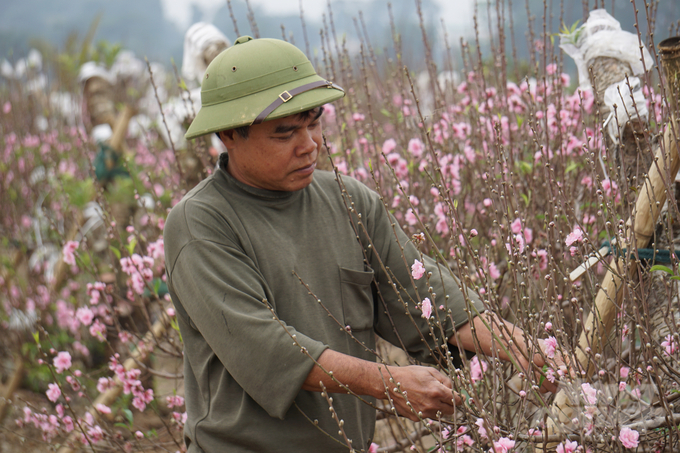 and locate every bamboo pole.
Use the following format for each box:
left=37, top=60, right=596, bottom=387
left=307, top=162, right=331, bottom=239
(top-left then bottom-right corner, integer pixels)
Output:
left=56, top=315, right=169, bottom=453
left=540, top=119, right=680, bottom=450
left=539, top=37, right=680, bottom=451
left=49, top=104, right=135, bottom=293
